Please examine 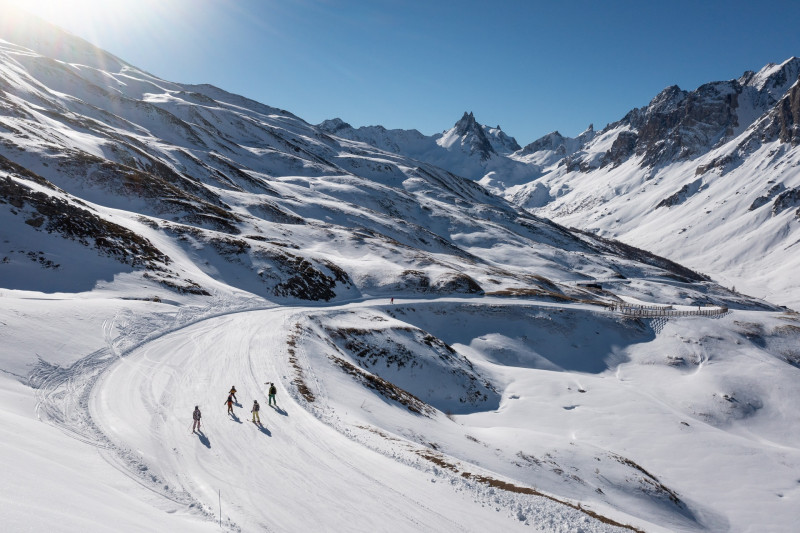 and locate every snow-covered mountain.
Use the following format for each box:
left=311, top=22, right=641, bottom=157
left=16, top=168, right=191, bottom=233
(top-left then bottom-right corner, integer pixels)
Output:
left=509, top=58, right=800, bottom=310
left=323, top=59, right=800, bottom=310
left=319, top=111, right=542, bottom=189
left=2, top=11, right=800, bottom=533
